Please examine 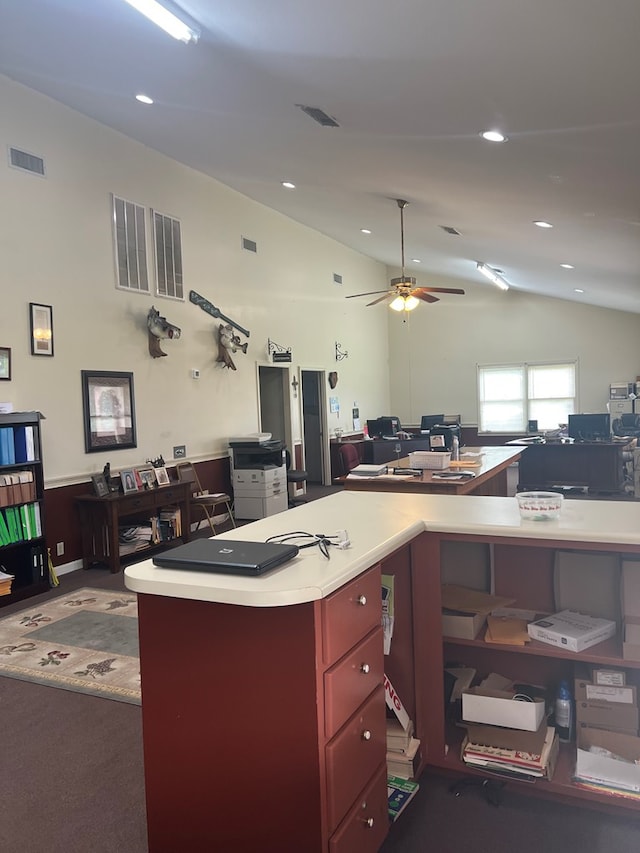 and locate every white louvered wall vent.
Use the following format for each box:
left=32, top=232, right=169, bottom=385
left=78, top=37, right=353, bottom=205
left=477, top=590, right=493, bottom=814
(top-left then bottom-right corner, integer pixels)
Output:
left=333, top=273, right=343, bottom=285
left=9, top=146, right=45, bottom=177
left=242, top=237, right=258, bottom=253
